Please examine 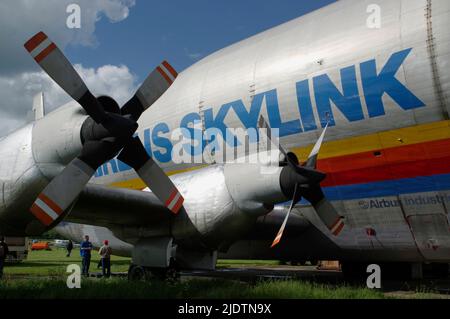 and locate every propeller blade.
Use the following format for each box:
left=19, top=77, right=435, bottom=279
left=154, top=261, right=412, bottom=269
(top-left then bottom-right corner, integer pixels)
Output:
left=121, top=61, right=178, bottom=121
left=258, top=115, right=288, bottom=158
left=302, top=186, right=344, bottom=236
left=271, top=183, right=302, bottom=248
left=117, top=137, right=184, bottom=214
left=24, top=32, right=106, bottom=124
left=316, top=199, right=345, bottom=236
left=259, top=115, right=325, bottom=182
left=30, top=158, right=95, bottom=226
left=305, top=123, right=329, bottom=169
left=29, top=133, right=123, bottom=228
